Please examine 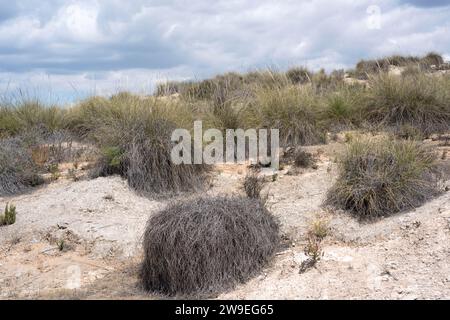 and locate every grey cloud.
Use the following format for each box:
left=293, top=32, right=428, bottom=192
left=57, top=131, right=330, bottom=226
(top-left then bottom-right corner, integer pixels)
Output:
left=0, top=0, right=449, bottom=102
left=399, top=0, right=450, bottom=7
